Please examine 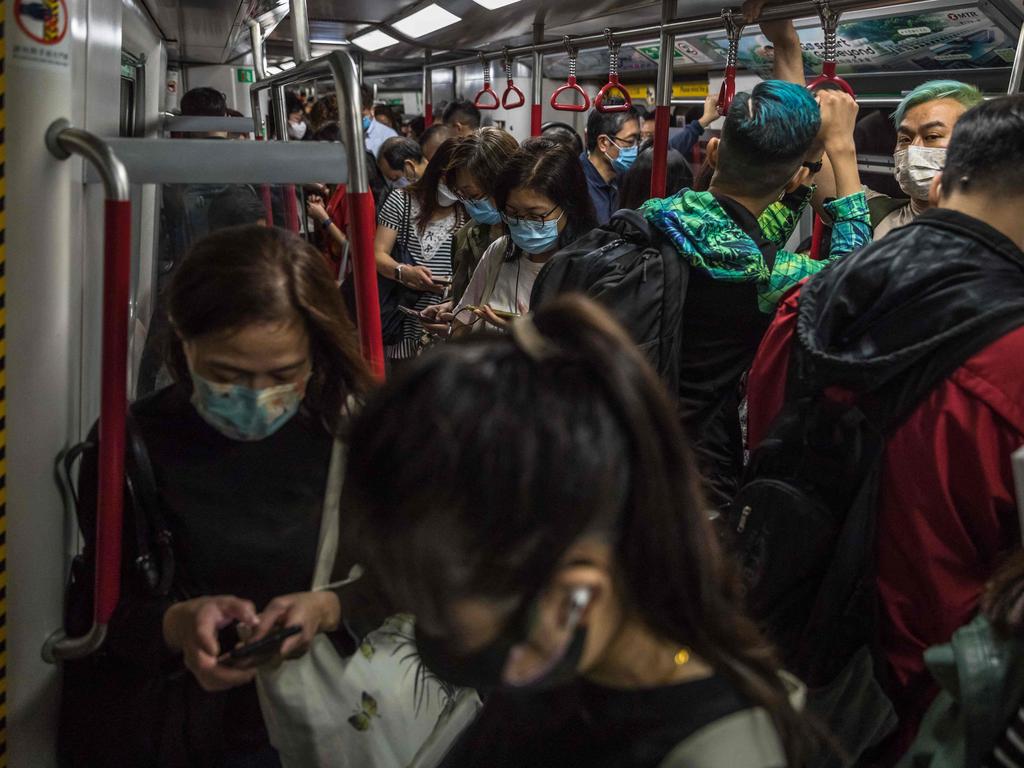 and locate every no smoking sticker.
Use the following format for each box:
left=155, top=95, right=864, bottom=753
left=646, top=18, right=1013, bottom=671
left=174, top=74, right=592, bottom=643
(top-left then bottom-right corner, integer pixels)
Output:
left=12, top=0, right=71, bottom=72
